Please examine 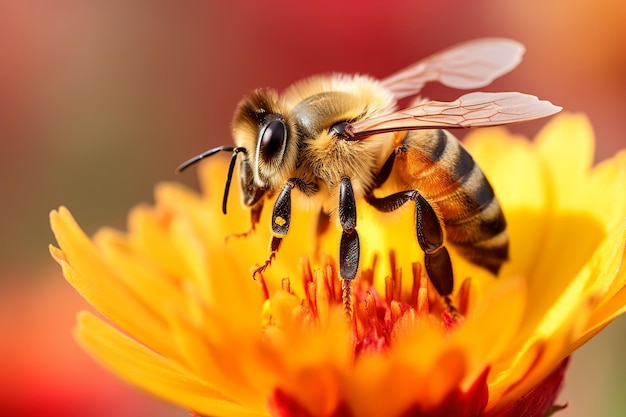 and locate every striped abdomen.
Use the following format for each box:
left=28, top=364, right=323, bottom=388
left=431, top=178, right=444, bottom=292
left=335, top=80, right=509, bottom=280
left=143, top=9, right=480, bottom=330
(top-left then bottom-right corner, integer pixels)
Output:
left=395, top=129, right=508, bottom=274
